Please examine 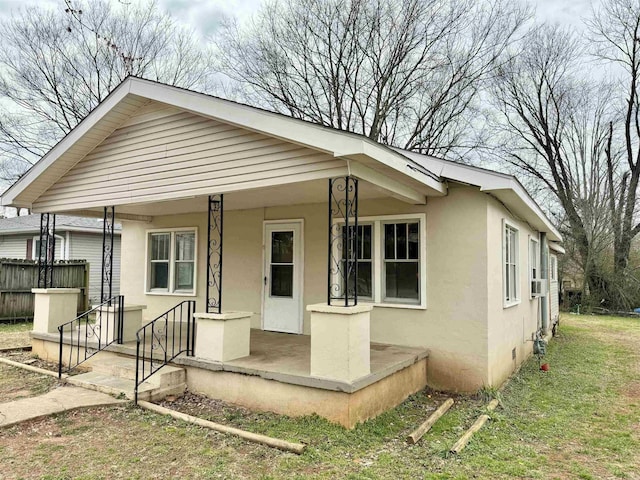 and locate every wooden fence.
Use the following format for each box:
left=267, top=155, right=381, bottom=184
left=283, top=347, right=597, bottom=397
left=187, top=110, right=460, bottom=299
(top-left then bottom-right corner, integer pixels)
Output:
left=0, top=259, right=89, bottom=321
